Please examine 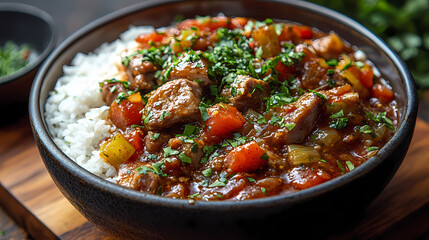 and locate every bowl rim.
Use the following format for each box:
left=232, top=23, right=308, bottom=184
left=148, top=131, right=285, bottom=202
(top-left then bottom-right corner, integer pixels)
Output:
left=30, top=0, right=418, bottom=210
left=0, top=2, right=57, bottom=85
